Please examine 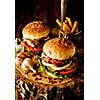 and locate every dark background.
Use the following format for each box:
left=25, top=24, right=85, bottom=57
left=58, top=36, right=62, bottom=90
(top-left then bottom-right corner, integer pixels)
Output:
left=15, top=1, right=84, bottom=99
left=15, top=0, right=84, bottom=38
